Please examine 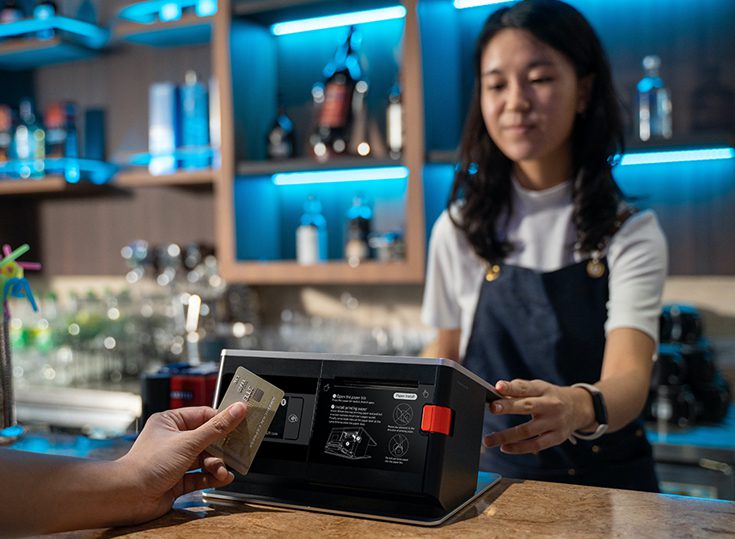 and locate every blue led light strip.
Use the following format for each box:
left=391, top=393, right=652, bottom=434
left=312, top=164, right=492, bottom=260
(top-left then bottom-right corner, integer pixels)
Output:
left=453, top=0, right=514, bottom=9
left=618, top=147, right=735, bottom=166
left=272, top=166, right=409, bottom=186
left=118, top=0, right=217, bottom=24
left=271, top=6, right=406, bottom=36
left=0, top=16, right=109, bottom=48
